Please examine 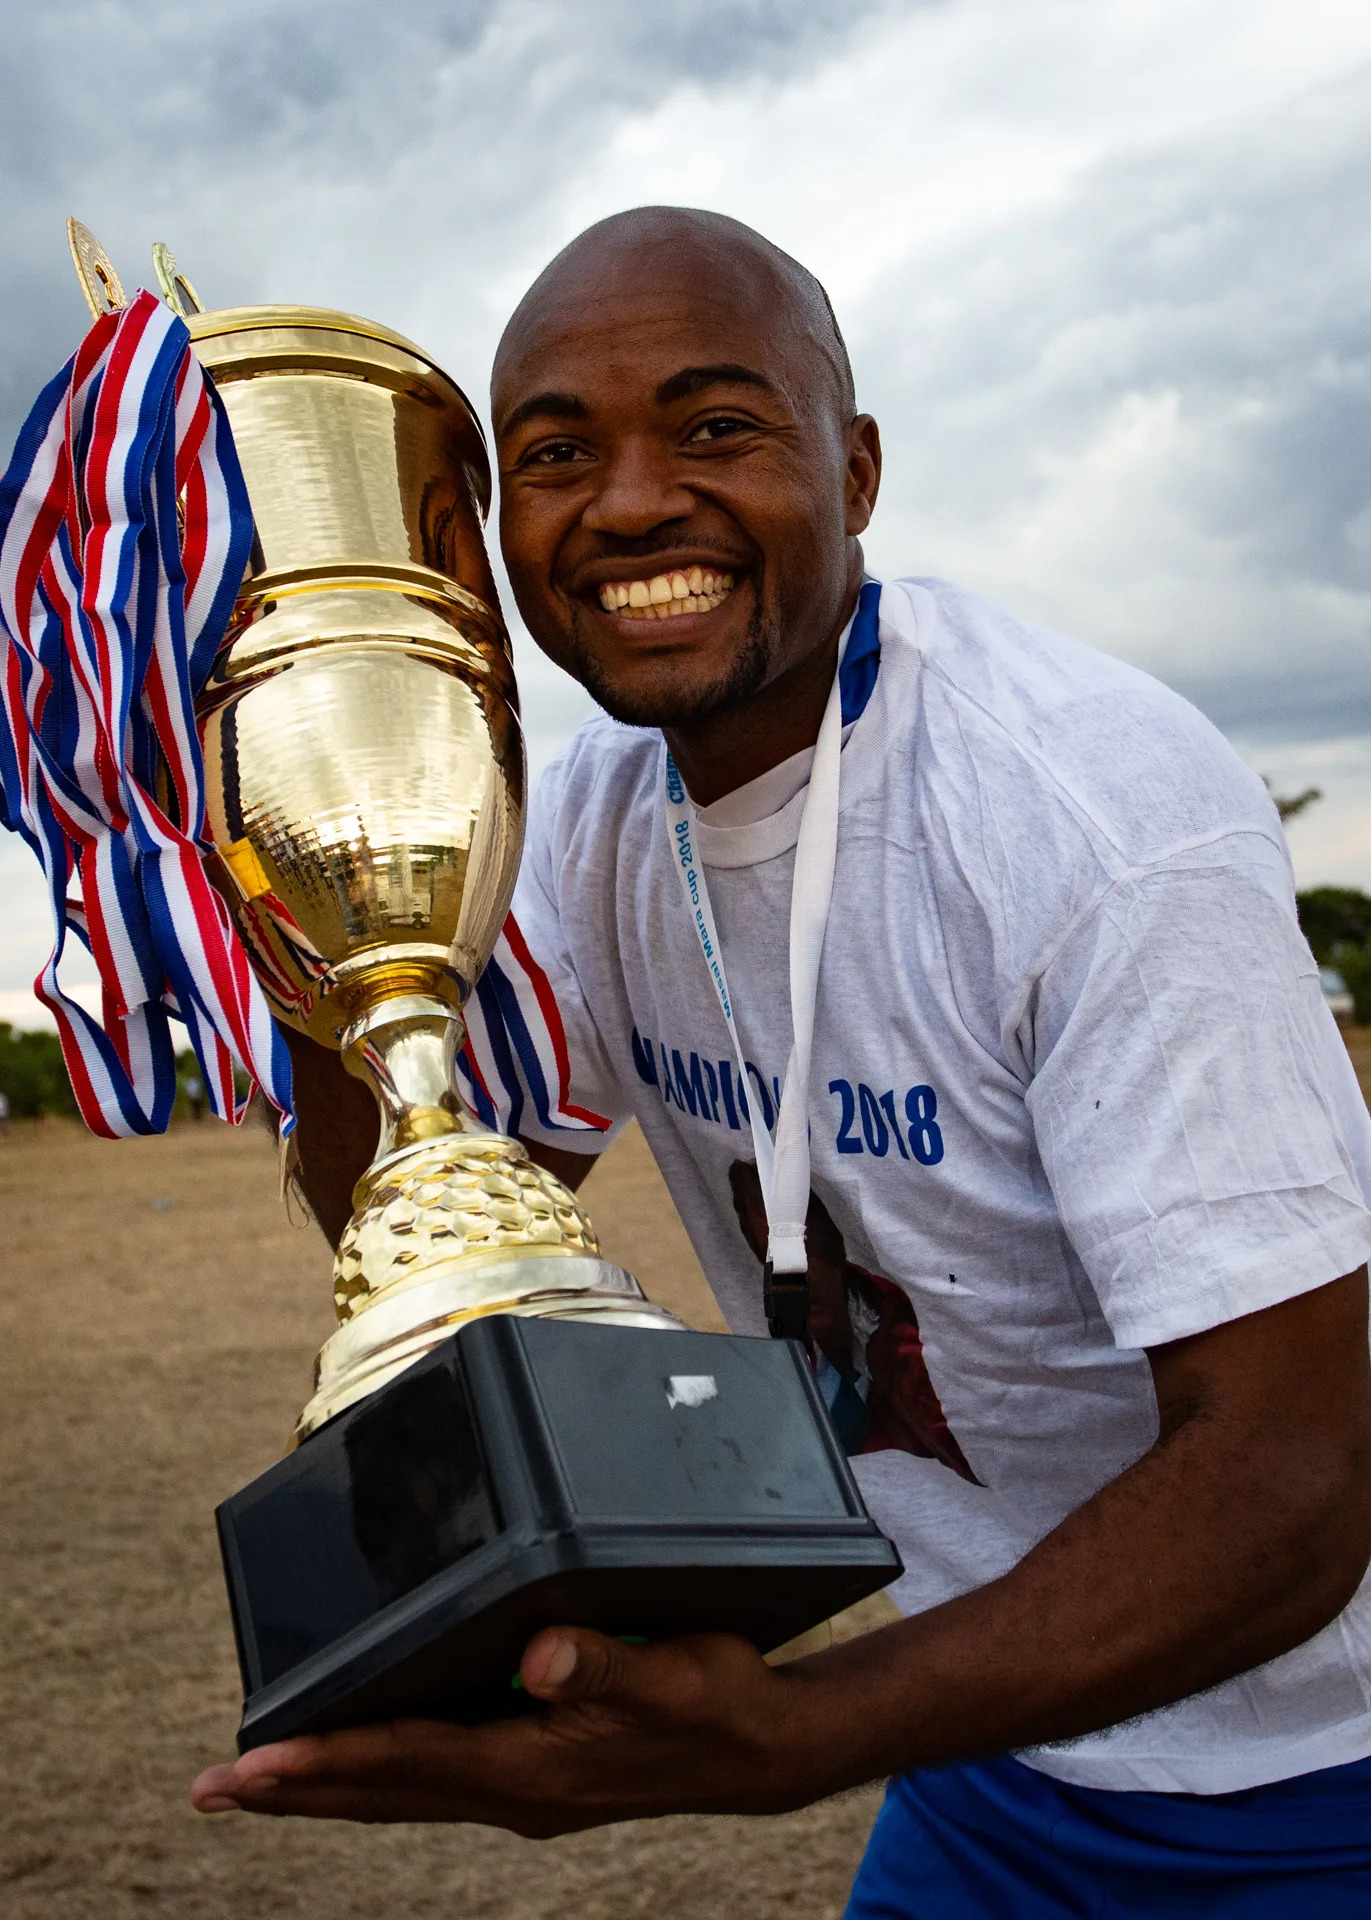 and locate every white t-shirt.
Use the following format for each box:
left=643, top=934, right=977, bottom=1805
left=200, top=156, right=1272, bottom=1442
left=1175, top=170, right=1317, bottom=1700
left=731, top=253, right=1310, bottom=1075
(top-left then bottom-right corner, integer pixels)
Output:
left=463, top=576, right=1371, bottom=1794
